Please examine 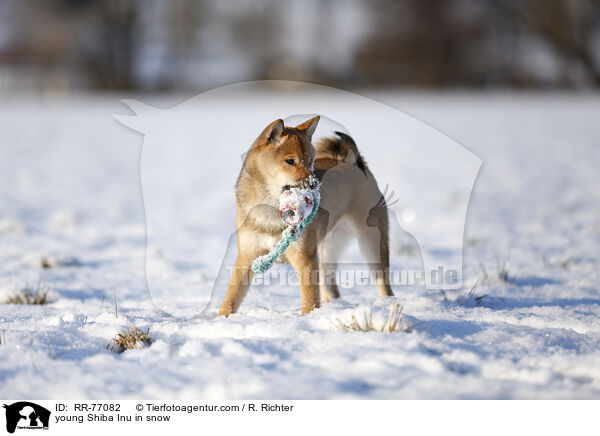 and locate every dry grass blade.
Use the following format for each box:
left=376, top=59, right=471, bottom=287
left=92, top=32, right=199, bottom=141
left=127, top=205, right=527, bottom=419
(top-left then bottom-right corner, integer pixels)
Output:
left=468, top=279, right=487, bottom=303
left=4, top=281, right=50, bottom=305
left=453, top=279, right=489, bottom=307
left=40, top=255, right=81, bottom=269
left=108, top=323, right=153, bottom=354
left=332, top=312, right=372, bottom=332
left=382, top=303, right=402, bottom=333
left=332, top=303, right=411, bottom=333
